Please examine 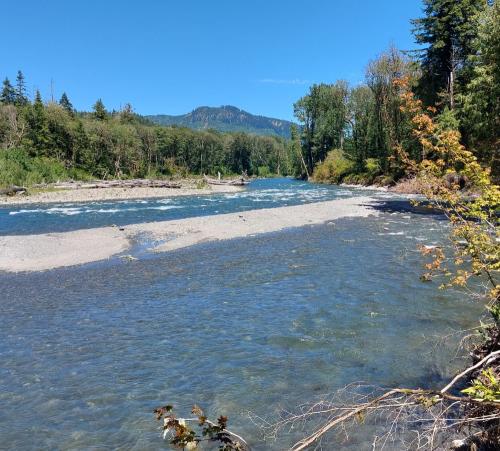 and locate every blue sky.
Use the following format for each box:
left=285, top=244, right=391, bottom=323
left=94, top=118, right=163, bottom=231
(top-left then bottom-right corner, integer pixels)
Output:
left=1, top=0, right=423, bottom=121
